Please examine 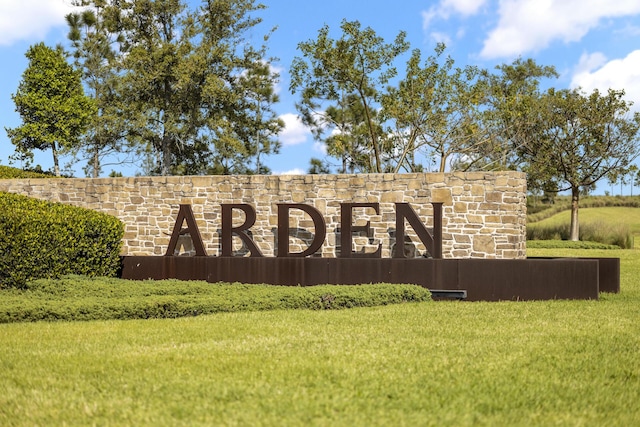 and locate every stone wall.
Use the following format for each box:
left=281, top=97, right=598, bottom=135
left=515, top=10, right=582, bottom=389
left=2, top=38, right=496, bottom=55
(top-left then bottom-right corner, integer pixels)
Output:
left=0, top=172, right=527, bottom=259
